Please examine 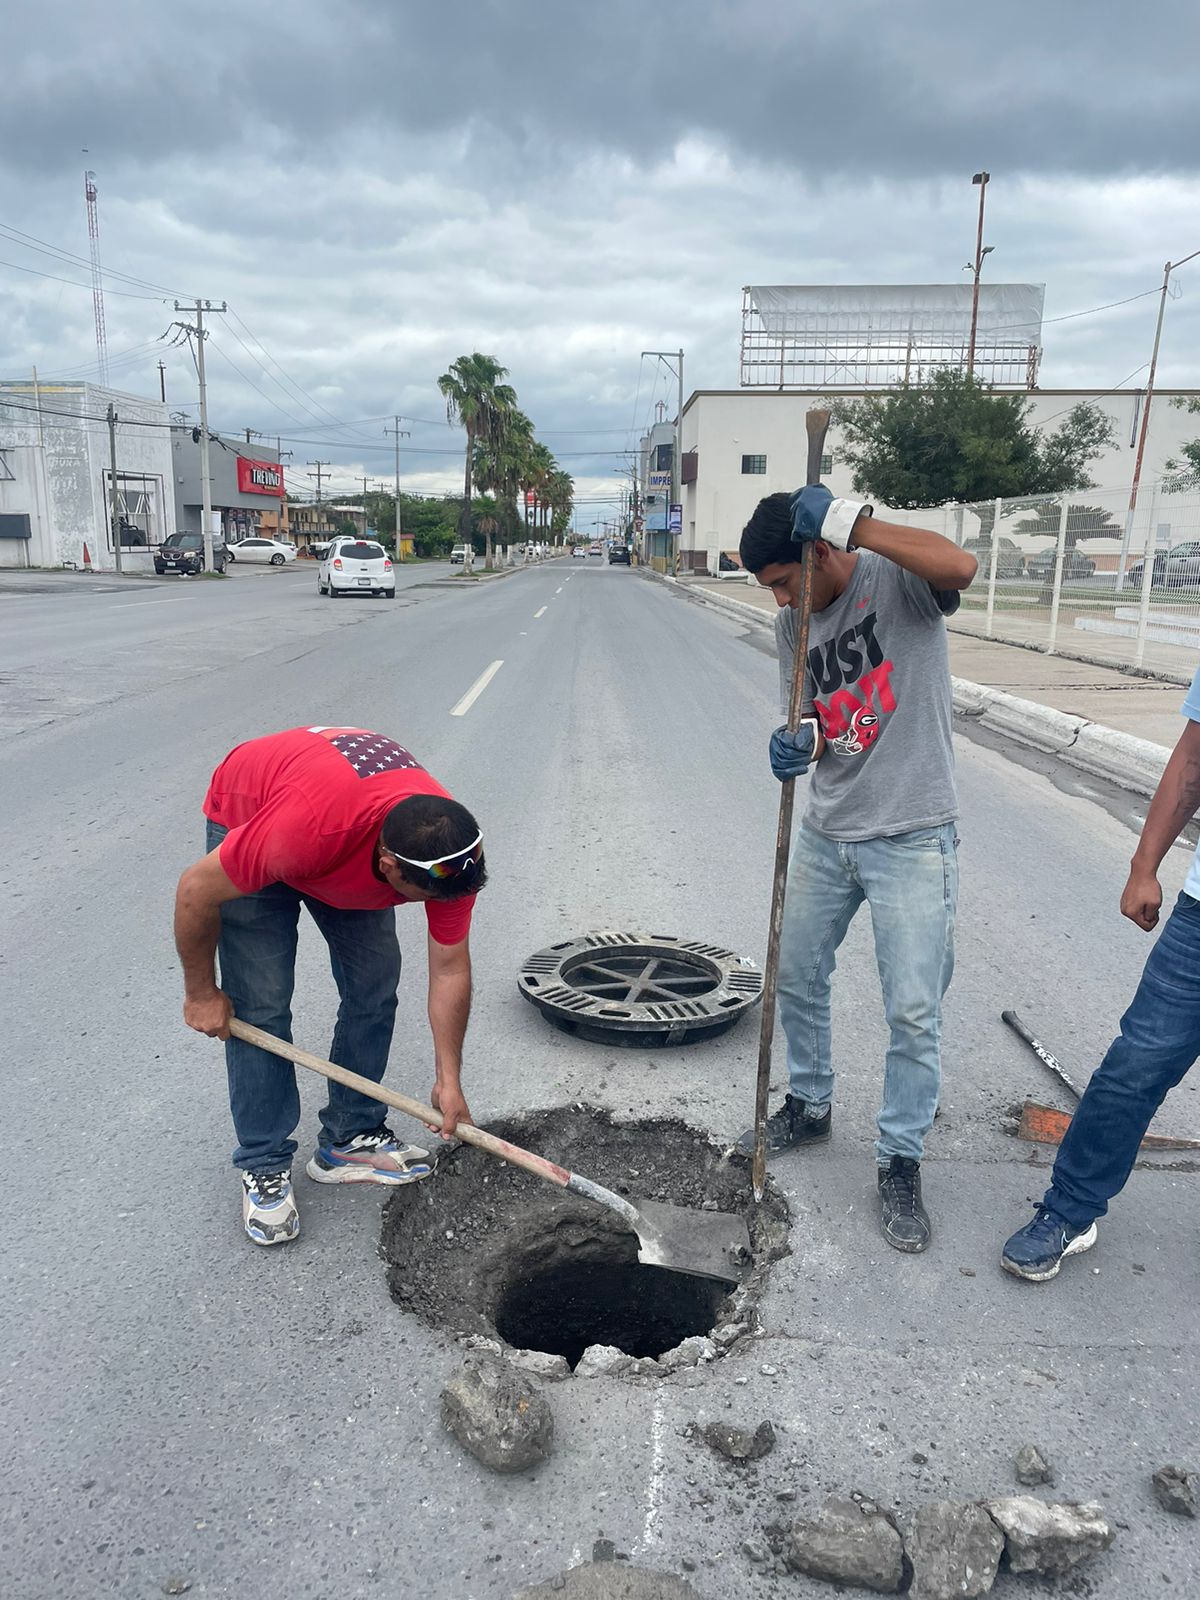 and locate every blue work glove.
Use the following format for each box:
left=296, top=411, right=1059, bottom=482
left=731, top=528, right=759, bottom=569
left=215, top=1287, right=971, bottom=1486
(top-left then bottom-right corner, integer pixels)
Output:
left=789, top=485, right=872, bottom=551
left=769, top=721, right=818, bottom=782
